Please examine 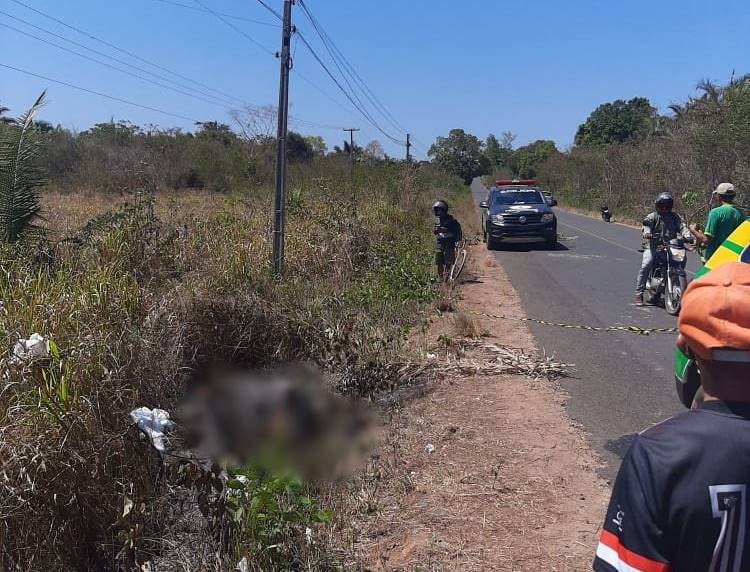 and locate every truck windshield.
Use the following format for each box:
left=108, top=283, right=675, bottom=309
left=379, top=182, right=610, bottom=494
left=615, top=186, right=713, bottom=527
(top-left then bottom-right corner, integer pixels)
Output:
left=491, top=191, right=544, bottom=205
